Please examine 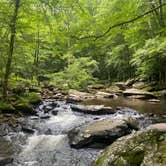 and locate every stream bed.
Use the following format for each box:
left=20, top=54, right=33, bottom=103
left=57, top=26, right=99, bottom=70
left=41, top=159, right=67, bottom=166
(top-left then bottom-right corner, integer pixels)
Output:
left=1, top=98, right=166, bottom=166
